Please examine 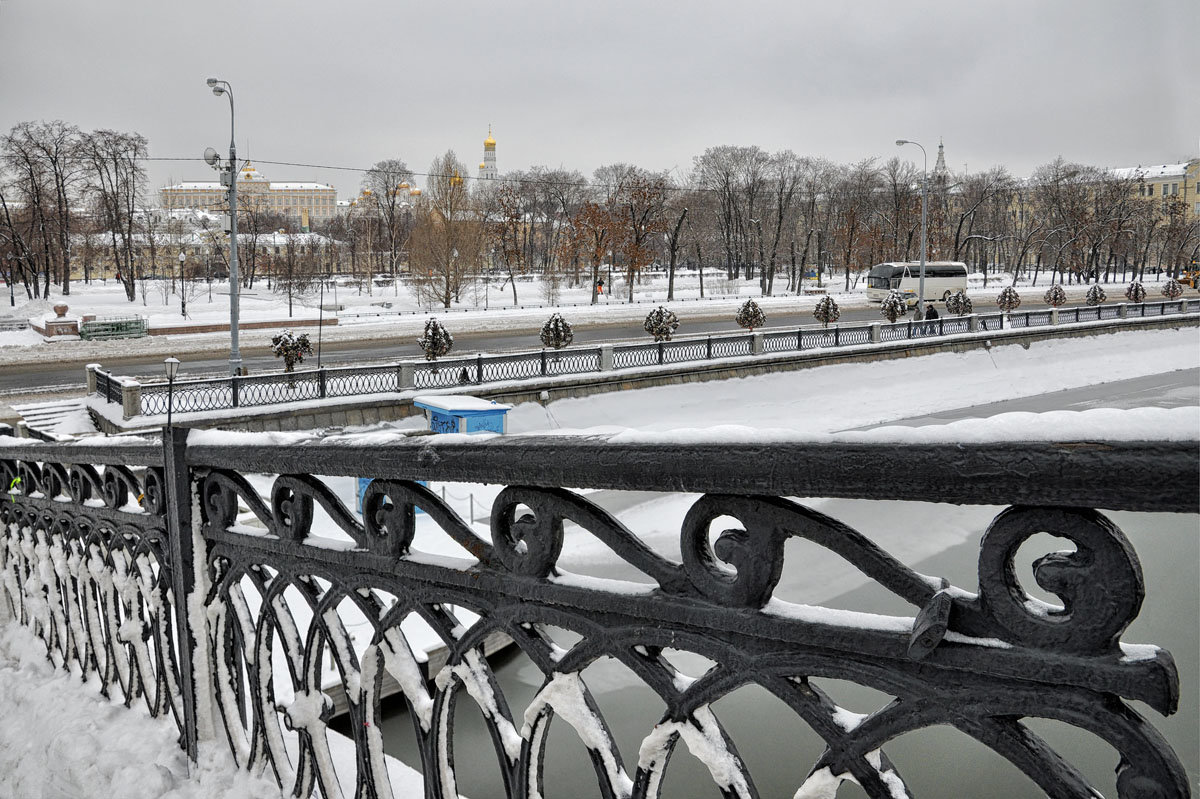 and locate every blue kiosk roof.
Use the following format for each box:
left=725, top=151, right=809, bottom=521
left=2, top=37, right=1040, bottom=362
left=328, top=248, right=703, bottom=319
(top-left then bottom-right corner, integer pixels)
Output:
left=412, top=396, right=512, bottom=417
